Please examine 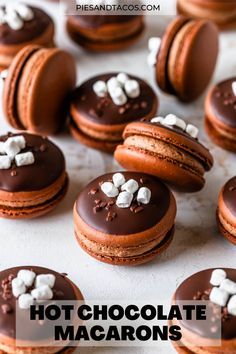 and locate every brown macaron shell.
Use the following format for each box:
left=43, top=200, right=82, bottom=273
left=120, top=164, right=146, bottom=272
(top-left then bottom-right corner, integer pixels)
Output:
left=177, top=0, right=236, bottom=29
left=74, top=172, right=176, bottom=265
left=205, top=78, right=236, bottom=152
left=66, top=15, right=144, bottom=52
left=0, top=266, right=83, bottom=353
left=217, top=177, right=236, bottom=245
left=0, top=7, right=55, bottom=69
left=70, top=73, right=158, bottom=153
left=171, top=269, right=236, bottom=353
left=0, top=133, right=68, bottom=219
left=155, top=16, right=219, bottom=102
left=3, top=45, right=76, bottom=136
left=114, top=122, right=213, bottom=193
